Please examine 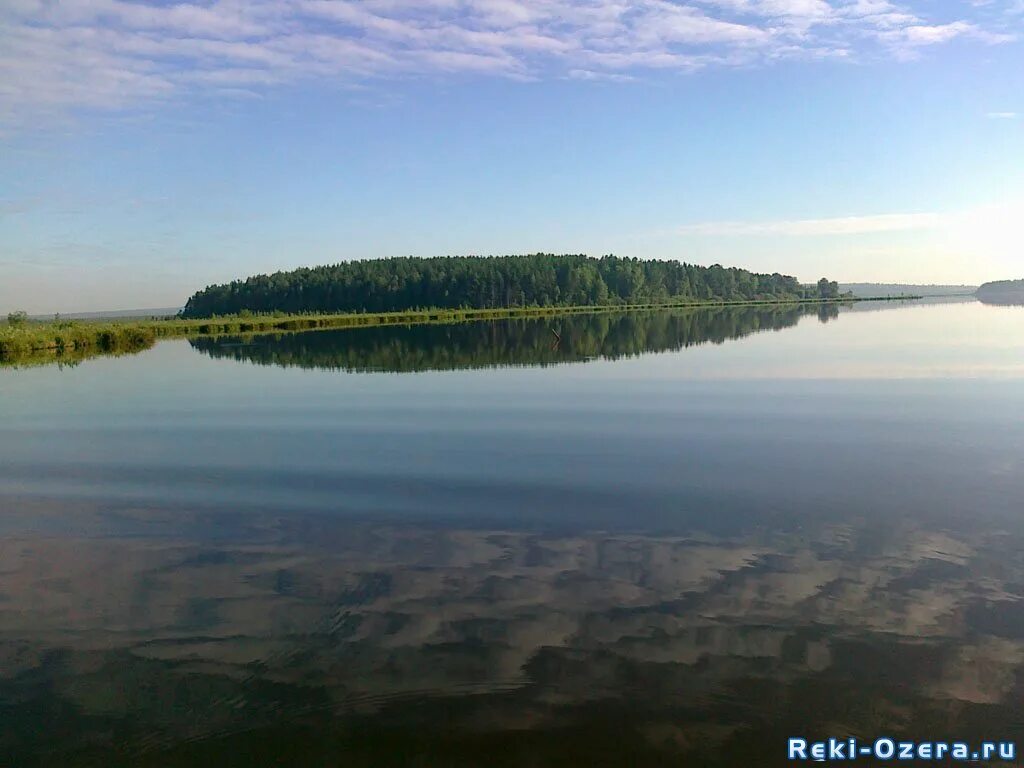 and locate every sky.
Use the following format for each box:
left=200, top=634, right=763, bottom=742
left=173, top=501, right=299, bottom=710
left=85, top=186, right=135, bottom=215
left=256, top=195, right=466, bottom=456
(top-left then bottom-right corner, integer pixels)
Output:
left=1, top=0, right=1023, bottom=313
